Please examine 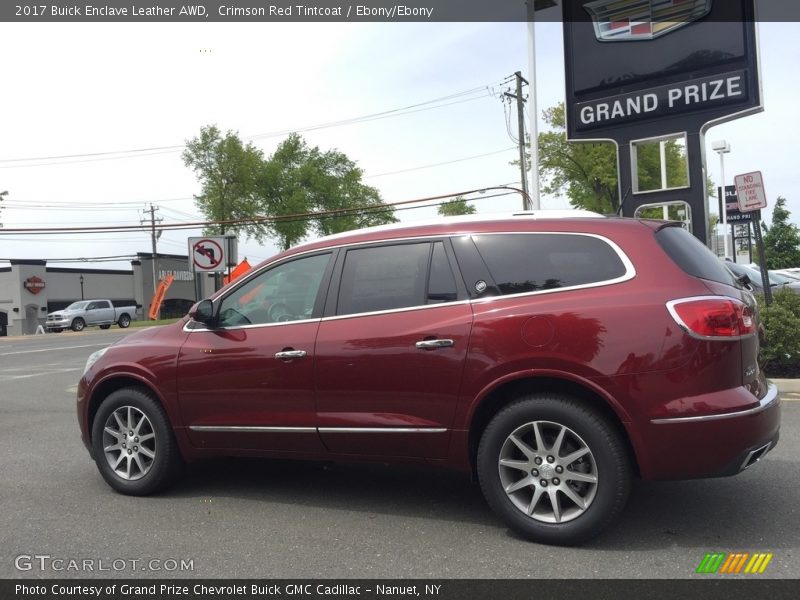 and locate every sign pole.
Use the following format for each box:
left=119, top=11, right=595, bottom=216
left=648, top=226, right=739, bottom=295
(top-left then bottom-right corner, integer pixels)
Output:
left=752, top=210, right=772, bottom=305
